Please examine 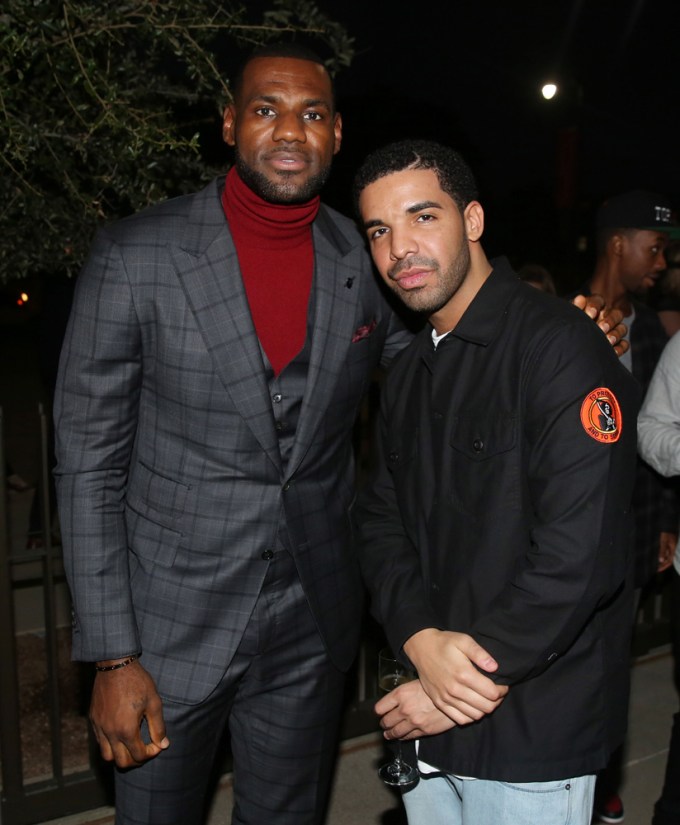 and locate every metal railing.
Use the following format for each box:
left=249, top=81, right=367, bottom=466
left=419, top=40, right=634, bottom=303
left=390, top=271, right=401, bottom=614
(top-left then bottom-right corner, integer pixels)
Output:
left=1, top=405, right=111, bottom=825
